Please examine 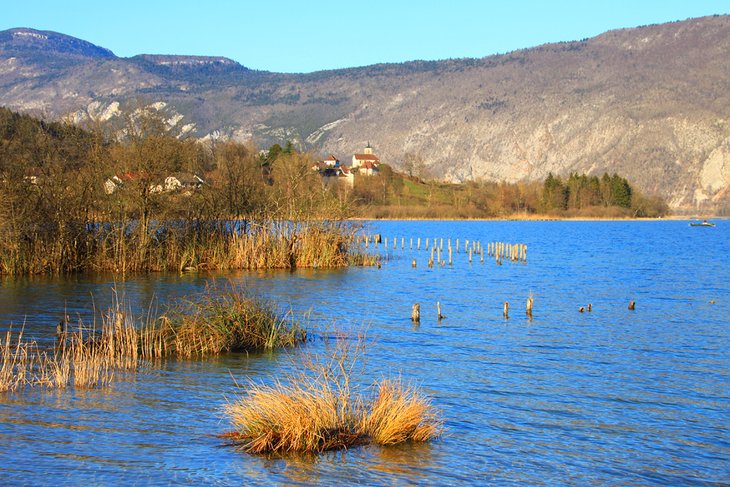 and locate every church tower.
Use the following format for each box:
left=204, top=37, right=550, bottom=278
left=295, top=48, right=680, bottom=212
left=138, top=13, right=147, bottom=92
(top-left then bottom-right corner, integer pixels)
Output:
left=364, top=142, right=373, bottom=155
